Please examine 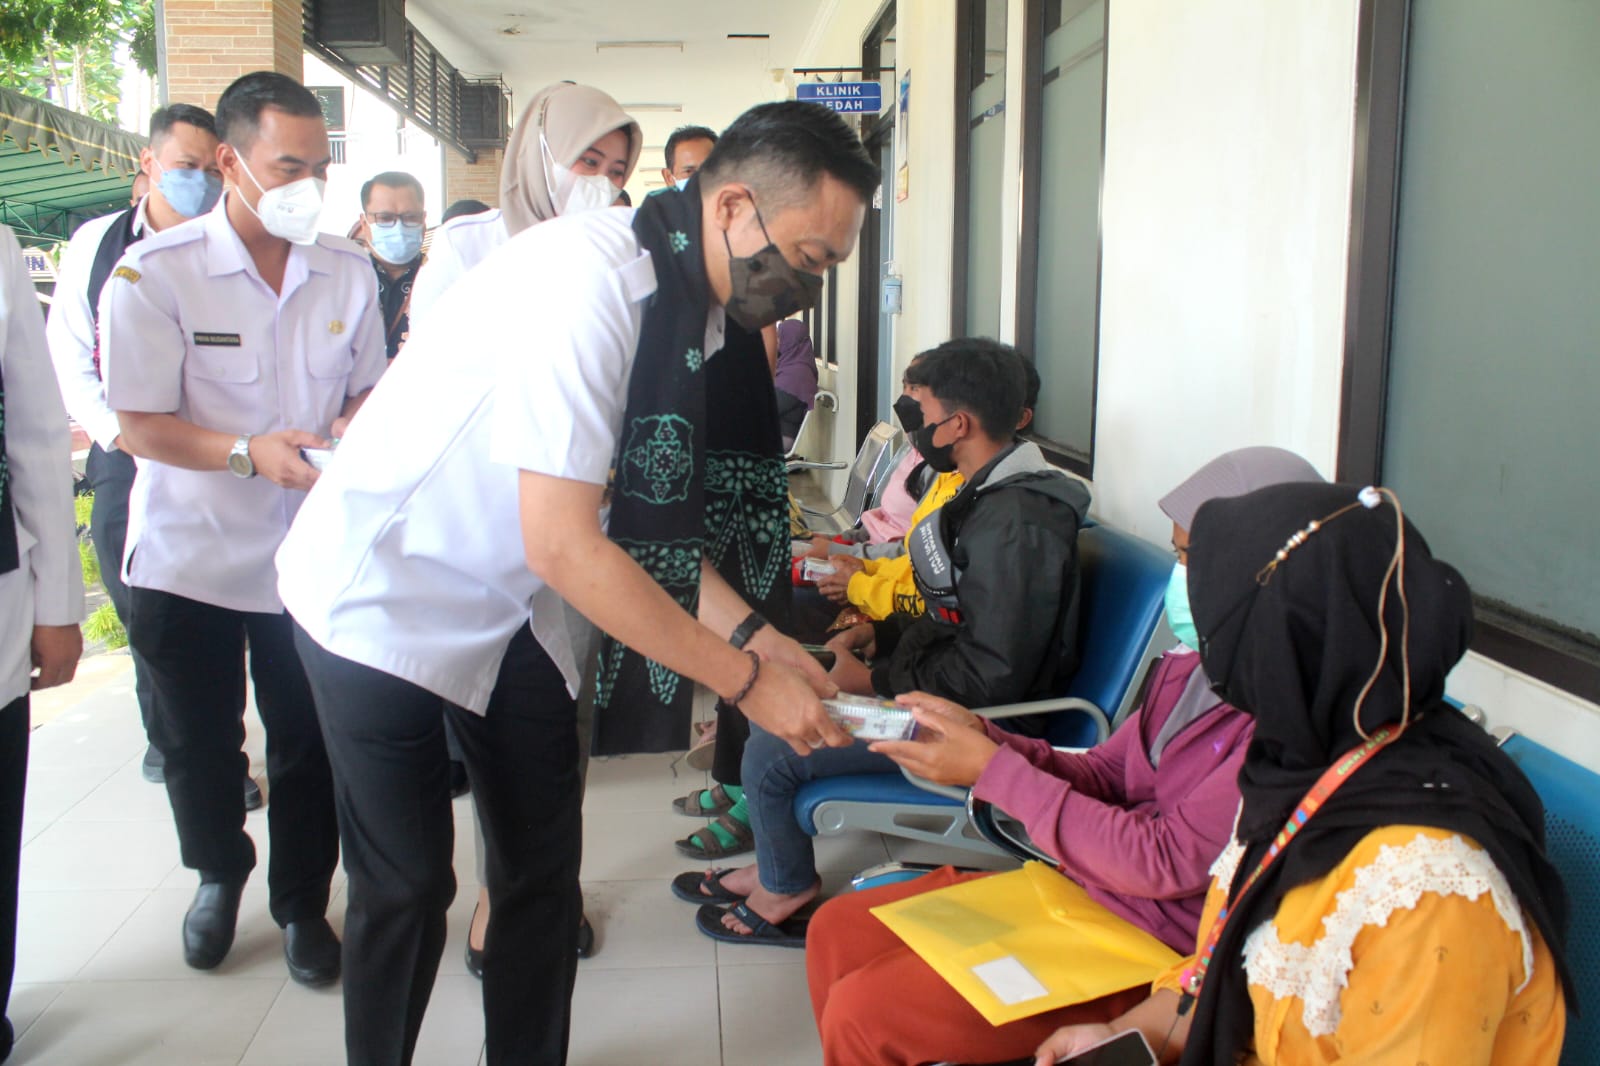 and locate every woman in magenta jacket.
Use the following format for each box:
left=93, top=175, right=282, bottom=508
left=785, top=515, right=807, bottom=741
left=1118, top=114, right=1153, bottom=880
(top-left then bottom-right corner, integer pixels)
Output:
left=803, top=446, right=1324, bottom=1066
